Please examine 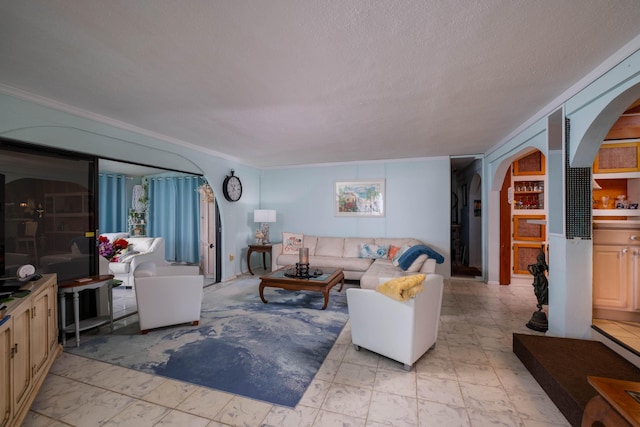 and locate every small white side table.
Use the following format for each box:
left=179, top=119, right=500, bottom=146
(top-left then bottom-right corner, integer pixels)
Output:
left=58, top=274, right=115, bottom=347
